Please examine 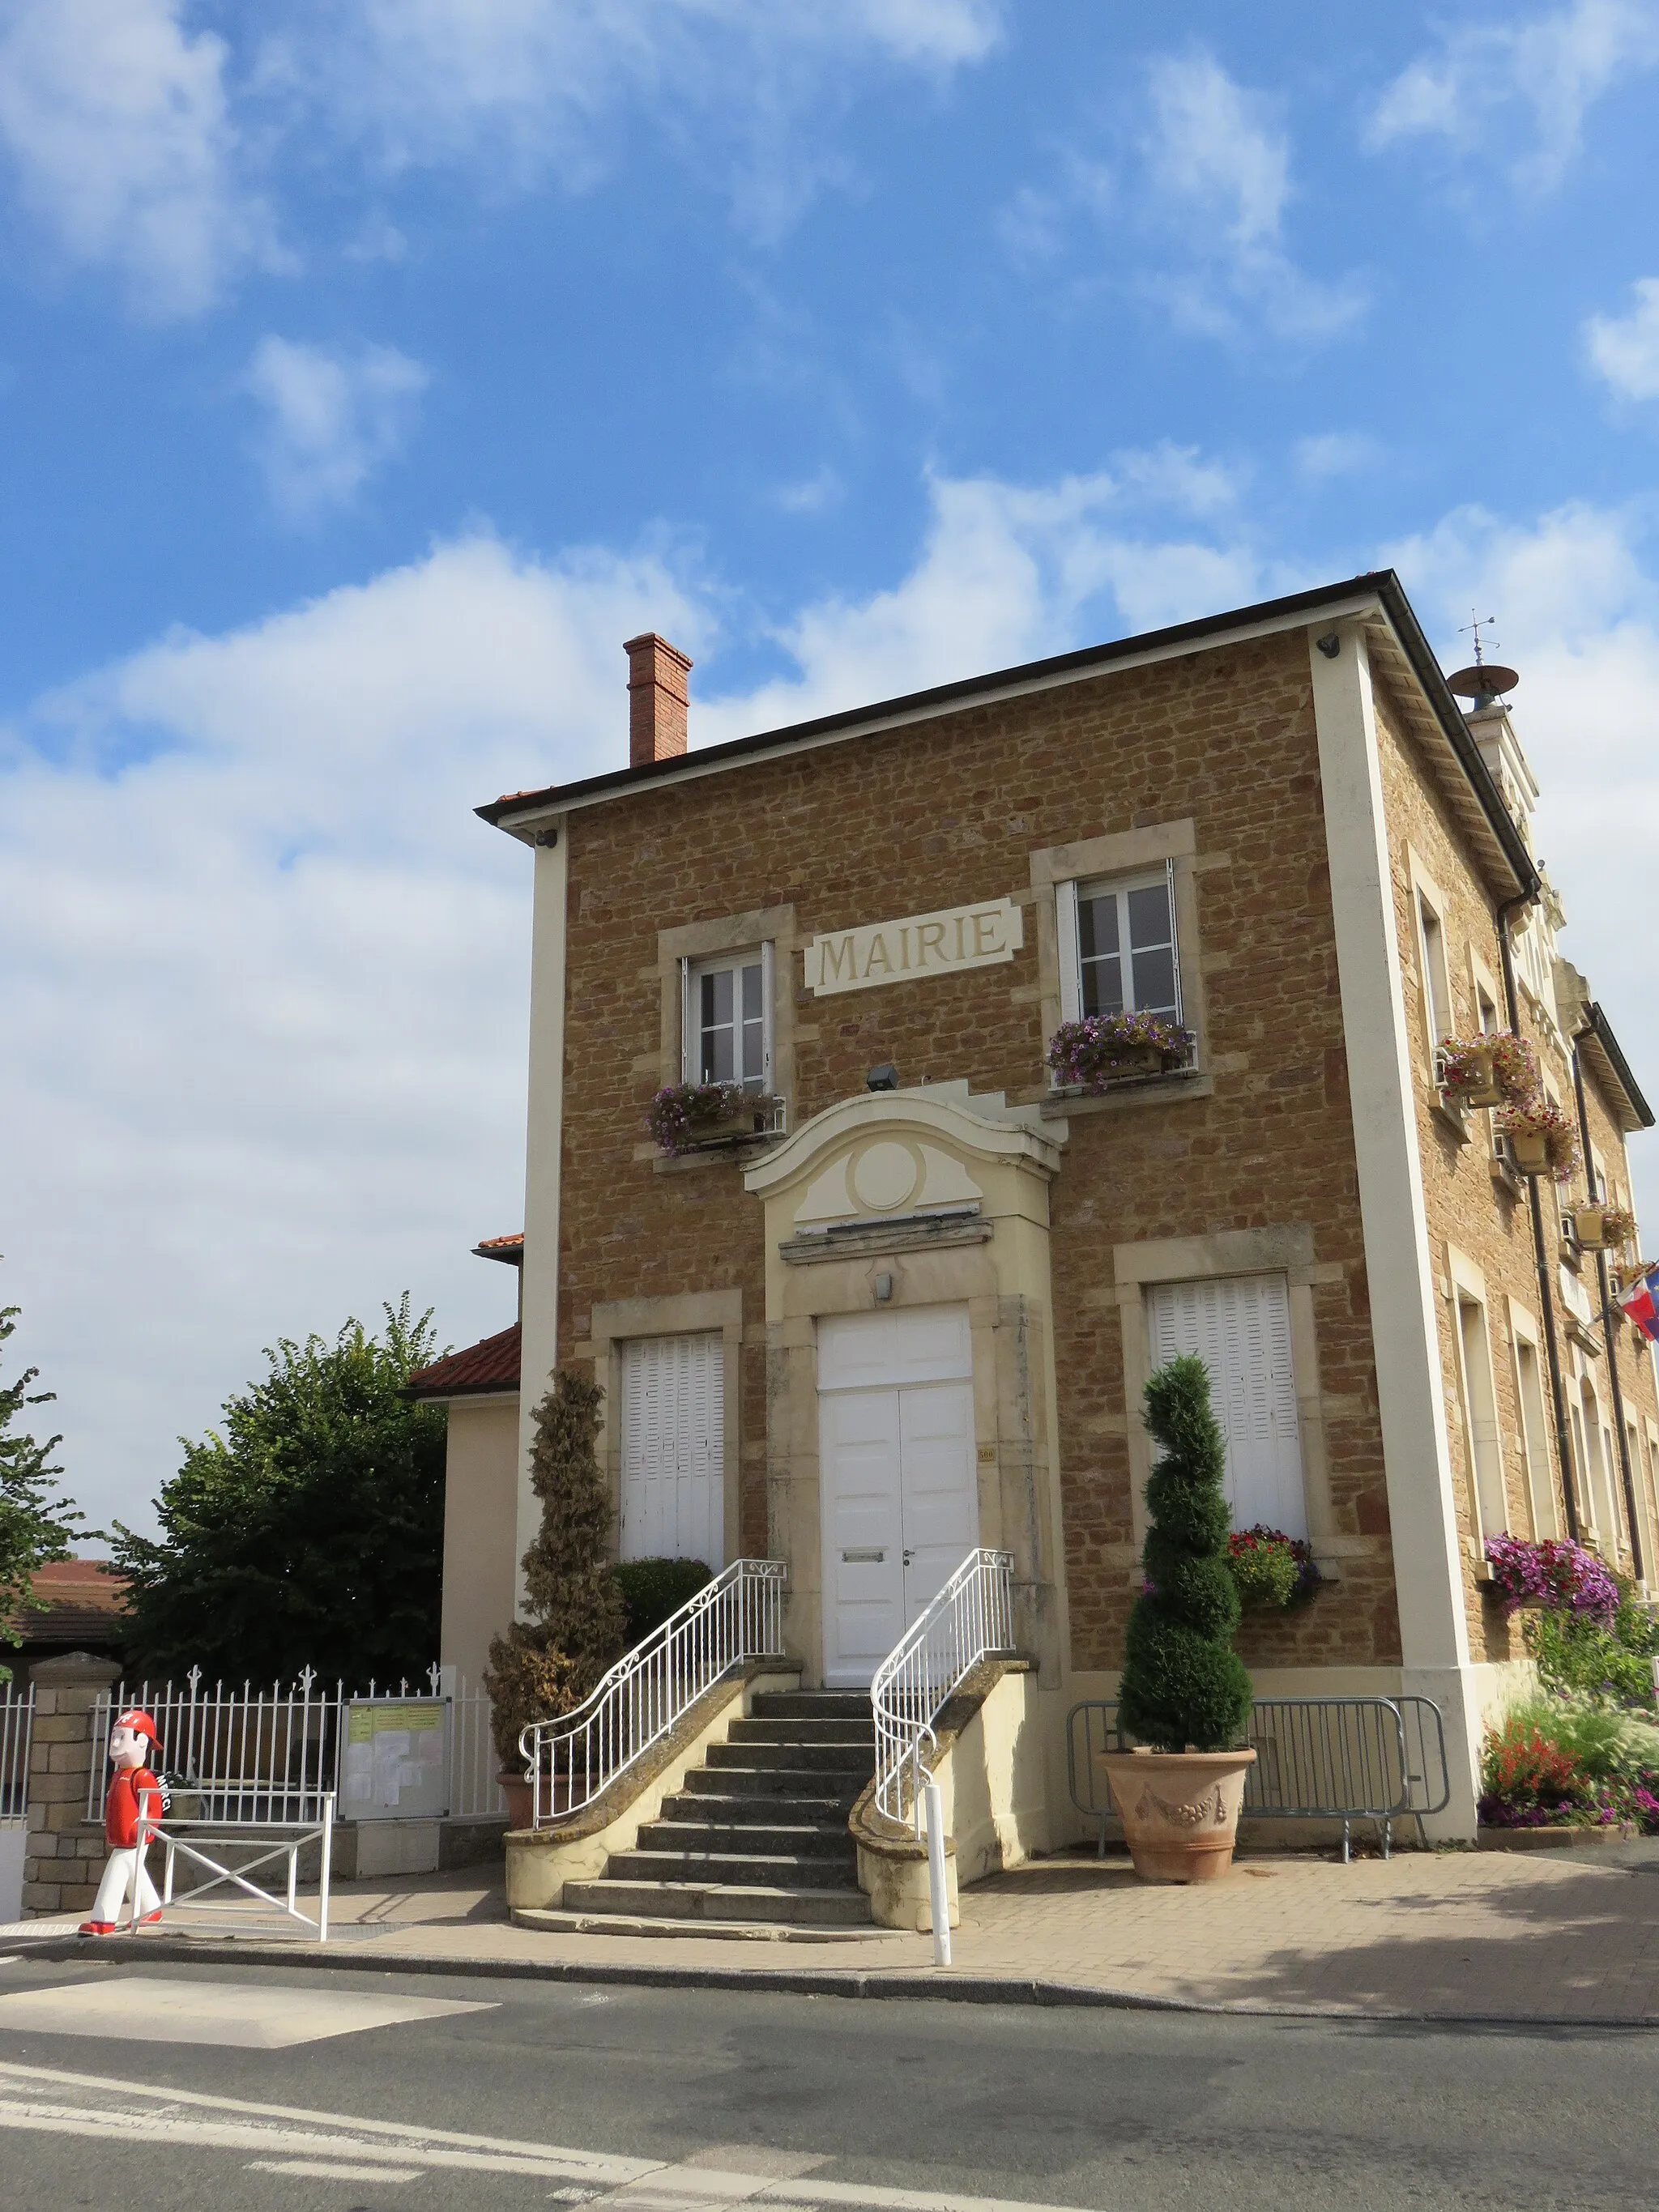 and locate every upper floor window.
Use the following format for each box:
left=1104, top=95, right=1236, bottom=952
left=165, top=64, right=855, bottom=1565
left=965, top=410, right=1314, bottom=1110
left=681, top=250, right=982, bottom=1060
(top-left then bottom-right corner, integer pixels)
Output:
left=1057, top=866, right=1182, bottom=1025
left=1415, top=889, right=1453, bottom=1056
left=682, top=946, right=774, bottom=1093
